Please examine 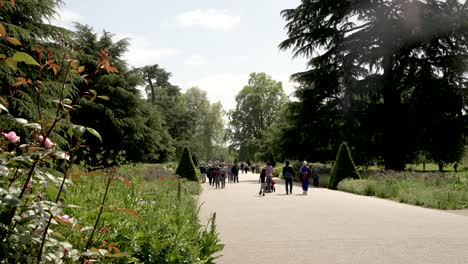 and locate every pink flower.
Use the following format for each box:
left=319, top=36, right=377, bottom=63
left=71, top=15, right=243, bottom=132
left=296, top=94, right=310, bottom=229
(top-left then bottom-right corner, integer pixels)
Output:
left=58, top=214, right=73, bottom=223
left=39, top=135, right=55, bottom=148
left=62, top=247, right=69, bottom=256
left=2, top=131, right=20, bottom=143
left=37, top=193, right=43, bottom=200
